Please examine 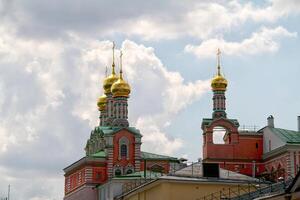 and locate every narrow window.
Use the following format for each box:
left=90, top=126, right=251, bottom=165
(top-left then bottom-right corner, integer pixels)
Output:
left=96, top=172, right=101, bottom=180
left=121, top=144, right=127, bottom=157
